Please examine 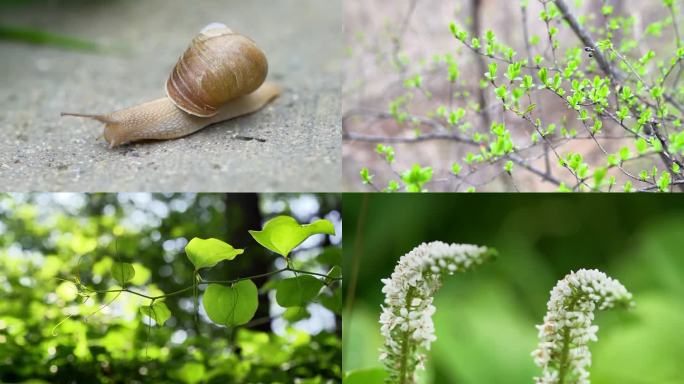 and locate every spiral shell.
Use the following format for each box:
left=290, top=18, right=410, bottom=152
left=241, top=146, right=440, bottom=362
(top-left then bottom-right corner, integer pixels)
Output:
left=165, top=24, right=268, bottom=117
